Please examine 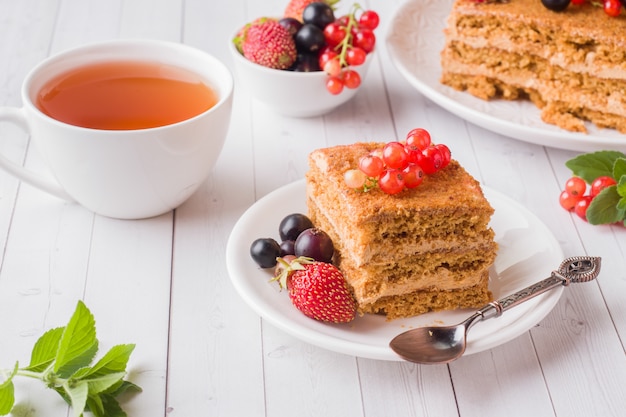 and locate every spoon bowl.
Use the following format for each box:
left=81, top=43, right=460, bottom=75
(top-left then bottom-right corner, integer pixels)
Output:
left=390, top=316, right=476, bottom=364
left=389, top=256, right=601, bottom=364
